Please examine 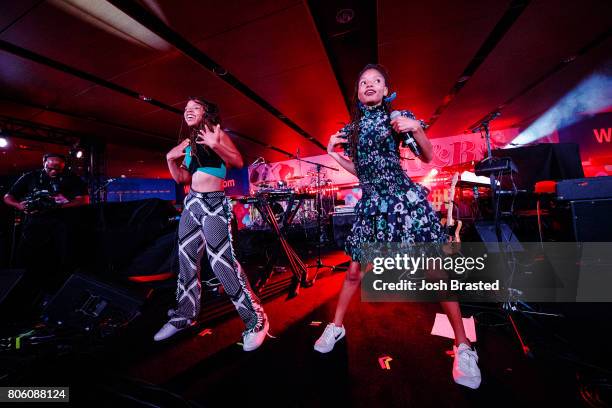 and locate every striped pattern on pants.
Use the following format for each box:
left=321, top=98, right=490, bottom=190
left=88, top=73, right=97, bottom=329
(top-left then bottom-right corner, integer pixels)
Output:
left=170, top=190, right=264, bottom=331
